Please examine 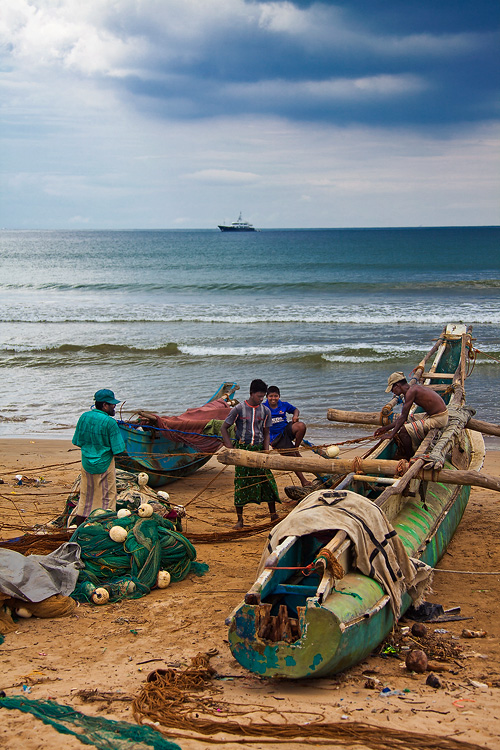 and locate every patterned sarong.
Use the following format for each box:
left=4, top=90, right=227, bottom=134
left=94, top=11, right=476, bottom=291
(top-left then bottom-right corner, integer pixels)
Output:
left=403, top=410, right=449, bottom=451
left=69, top=458, right=118, bottom=522
left=234, top=443, right=280, bottom=507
